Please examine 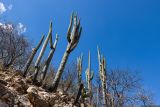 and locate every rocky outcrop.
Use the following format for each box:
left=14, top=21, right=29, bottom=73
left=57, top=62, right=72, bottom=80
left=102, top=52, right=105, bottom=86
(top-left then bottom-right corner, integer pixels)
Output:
left=0, top=70, right=79, bottom=107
